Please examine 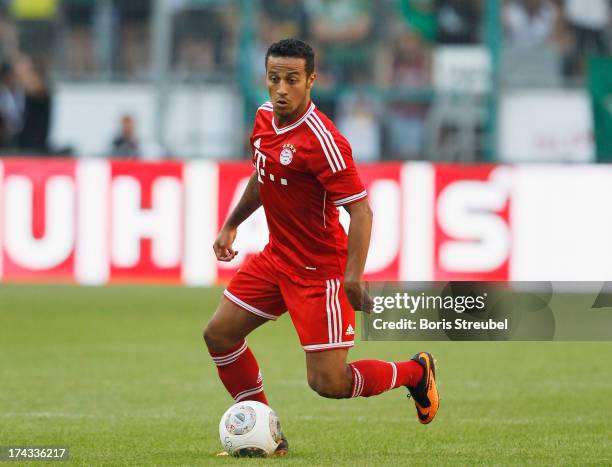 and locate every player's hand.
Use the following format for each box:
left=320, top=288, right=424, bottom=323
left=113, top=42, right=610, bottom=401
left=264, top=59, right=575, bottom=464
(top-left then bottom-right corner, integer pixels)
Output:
left=213, top=226, right=239, bottom=262
left=343, top=280, right=373, bottom=313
